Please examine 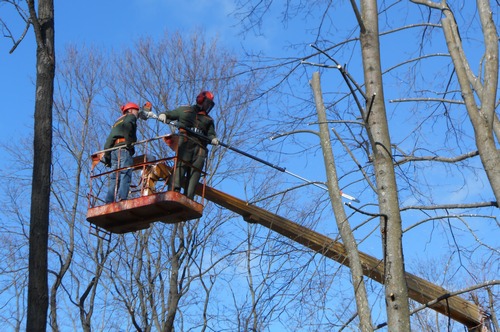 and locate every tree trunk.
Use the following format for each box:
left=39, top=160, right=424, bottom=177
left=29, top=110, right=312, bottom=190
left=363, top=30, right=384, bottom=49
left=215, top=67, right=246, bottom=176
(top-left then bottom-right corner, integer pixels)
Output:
left=311, top=72, right=373, bottom=331
left=359, top=0, right=411, bottom=330
left=26, top=0, right=55, bottom=331
left=440, top=0, right=500, bottom=202
left=164, top=224, right=182, bottom=331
